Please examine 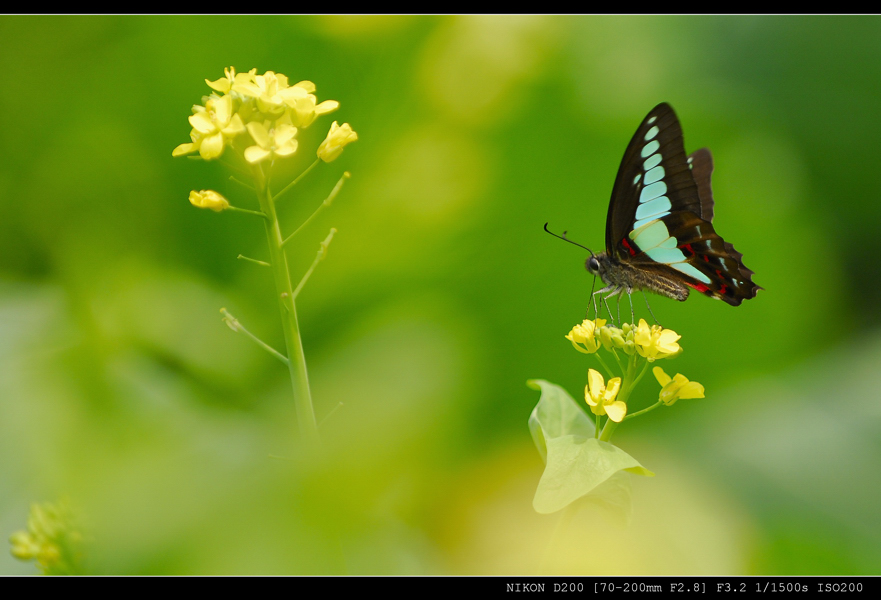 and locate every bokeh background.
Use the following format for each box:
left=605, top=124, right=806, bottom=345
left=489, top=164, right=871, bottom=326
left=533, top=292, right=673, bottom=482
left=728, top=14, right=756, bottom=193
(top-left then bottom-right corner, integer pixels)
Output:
left=1, top=15, right=879, bottom=575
